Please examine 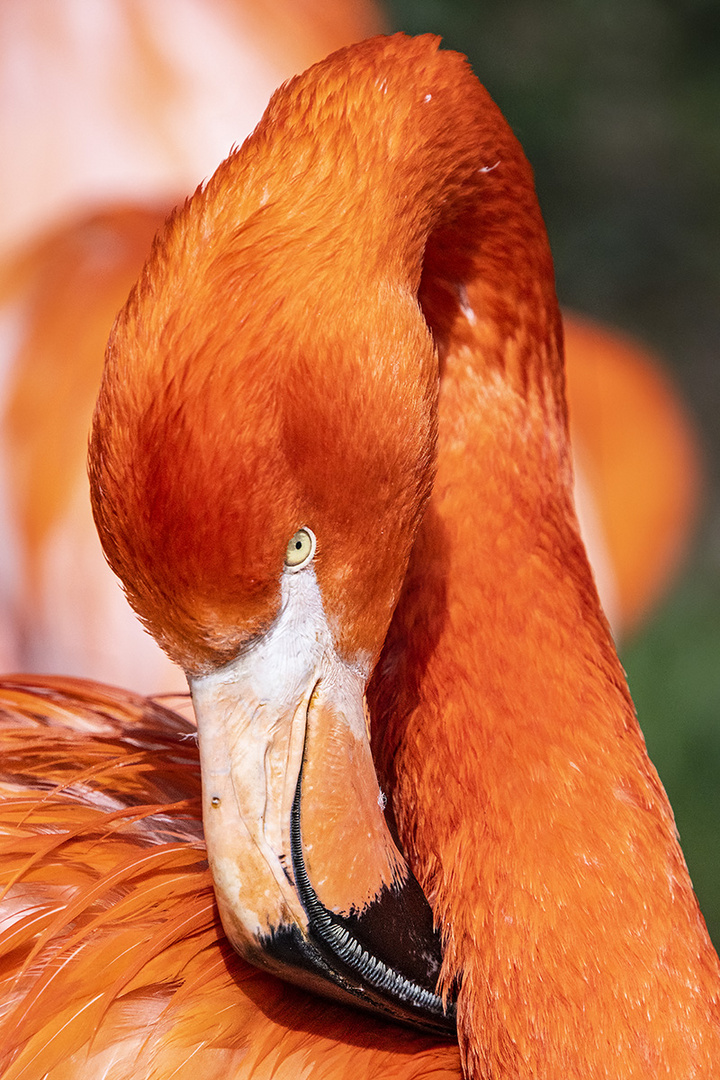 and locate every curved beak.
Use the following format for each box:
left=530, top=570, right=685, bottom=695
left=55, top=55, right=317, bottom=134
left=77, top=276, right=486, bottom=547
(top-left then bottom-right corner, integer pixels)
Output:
left=190, top=568, right=455, bottom=1033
